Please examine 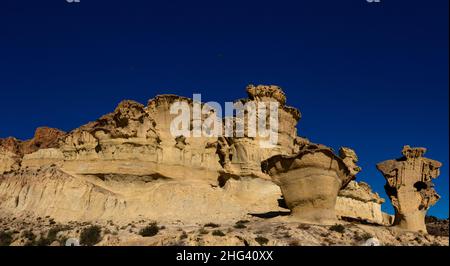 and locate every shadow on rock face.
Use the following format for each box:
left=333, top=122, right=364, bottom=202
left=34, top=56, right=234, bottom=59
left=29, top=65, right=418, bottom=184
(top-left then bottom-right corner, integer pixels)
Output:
left=277, top=197, right=288, bottom=209
left=248, top=211, right=291, bottom=219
